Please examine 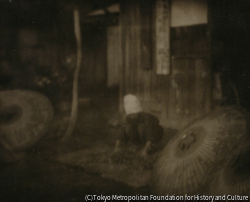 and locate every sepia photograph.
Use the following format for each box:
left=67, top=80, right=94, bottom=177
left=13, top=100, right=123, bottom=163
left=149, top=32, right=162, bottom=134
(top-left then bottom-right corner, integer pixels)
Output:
left=0, top=0, right=249, bottom=201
